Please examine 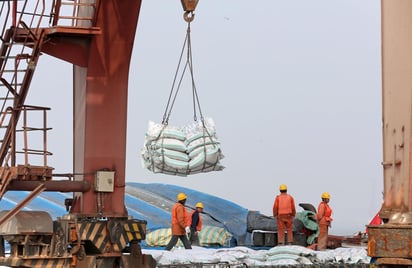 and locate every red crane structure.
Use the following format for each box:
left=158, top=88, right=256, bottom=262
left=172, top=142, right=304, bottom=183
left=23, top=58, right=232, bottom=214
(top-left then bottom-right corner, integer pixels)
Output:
left=0, top=0, right=201, bottom=267
left=368, top=0, right=412, bottom=266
